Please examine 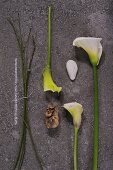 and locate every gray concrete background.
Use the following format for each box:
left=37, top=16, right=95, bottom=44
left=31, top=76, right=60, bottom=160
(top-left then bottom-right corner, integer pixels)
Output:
left=0, top=0, right=113, bottom=170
